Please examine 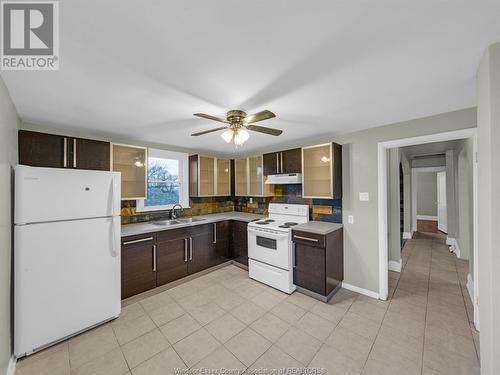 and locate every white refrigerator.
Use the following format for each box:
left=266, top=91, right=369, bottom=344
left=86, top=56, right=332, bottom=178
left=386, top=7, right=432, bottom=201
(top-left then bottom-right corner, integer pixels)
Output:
left=14, top=165, right=121, bottom=357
